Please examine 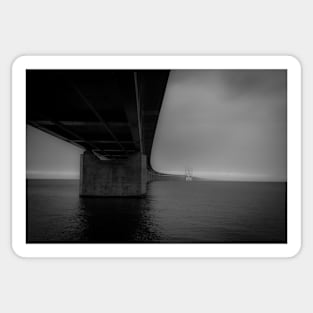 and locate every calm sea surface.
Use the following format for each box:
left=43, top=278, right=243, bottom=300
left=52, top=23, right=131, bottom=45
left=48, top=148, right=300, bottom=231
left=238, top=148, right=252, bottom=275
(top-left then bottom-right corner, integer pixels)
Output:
left=27, top=180, right=286, bottom=243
